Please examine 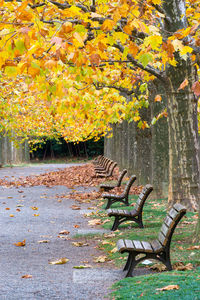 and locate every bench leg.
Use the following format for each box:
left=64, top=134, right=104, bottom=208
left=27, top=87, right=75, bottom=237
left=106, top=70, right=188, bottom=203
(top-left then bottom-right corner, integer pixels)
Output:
left=125, top=253, right=139, bottom=277
left=105, top=199, right=111, bottom=209
left=111, top=216, right=120, bottom=231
